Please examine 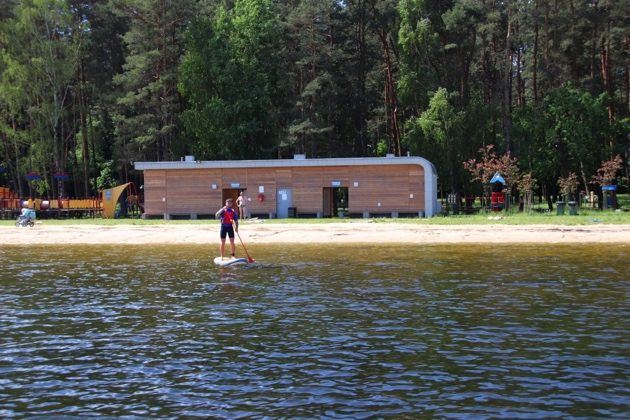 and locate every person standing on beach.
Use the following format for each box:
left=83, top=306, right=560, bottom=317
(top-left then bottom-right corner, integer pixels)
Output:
left=236, top=191, right=247, bottom=219
left=215, top=198, right=239, bottom=259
